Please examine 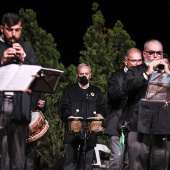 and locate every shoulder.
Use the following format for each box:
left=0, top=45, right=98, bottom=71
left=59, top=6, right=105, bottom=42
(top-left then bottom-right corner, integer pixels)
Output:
left=89, top=84, right=101, bottom=92
left=0, top=41, right=5, bottom=45
left=63, top=83, right=78, bottom=90
left=0, top=41, right=7, bottom=48
left=112, top=69, right=125, bottom=76
left=19, top=41, right=32, bottom=49
left=0, top=42, right=8, bottom=57
left=109, top=69, right=125, bottom=79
